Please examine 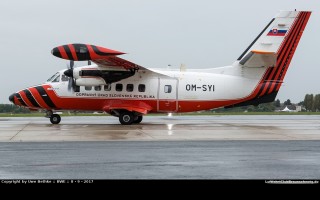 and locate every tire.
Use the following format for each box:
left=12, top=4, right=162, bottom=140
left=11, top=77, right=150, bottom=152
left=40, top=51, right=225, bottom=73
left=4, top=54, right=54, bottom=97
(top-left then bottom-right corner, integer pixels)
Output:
left=119, top=111, right=134, bottom=125
left=133, top=116, right=143, bottom=124
left=50, top=114, right=61, bottom=124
